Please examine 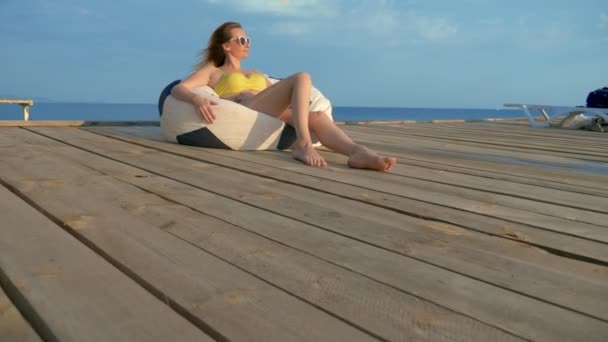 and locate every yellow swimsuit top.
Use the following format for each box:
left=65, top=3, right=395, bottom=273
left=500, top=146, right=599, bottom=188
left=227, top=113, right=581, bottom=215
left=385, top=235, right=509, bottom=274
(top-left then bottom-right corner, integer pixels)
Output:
left=213, top=72, right=268, bottom=97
